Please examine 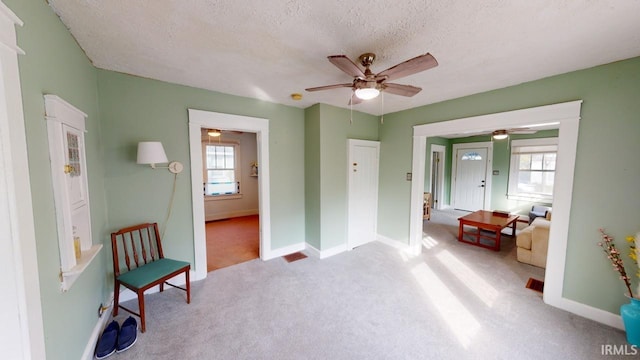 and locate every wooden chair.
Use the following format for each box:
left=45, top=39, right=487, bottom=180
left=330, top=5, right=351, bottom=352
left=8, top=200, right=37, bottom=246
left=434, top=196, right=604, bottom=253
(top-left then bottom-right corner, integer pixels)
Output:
left=111, top=223, right=191, bottom=332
